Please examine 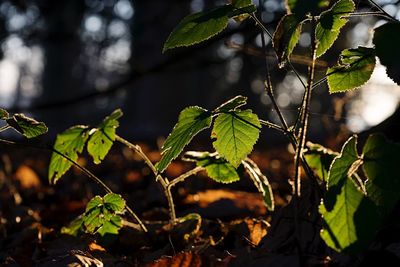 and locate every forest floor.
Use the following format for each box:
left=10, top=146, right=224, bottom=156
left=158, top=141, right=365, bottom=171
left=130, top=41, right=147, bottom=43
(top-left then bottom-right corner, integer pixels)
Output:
left=0, top=139, right=398, bottom=266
